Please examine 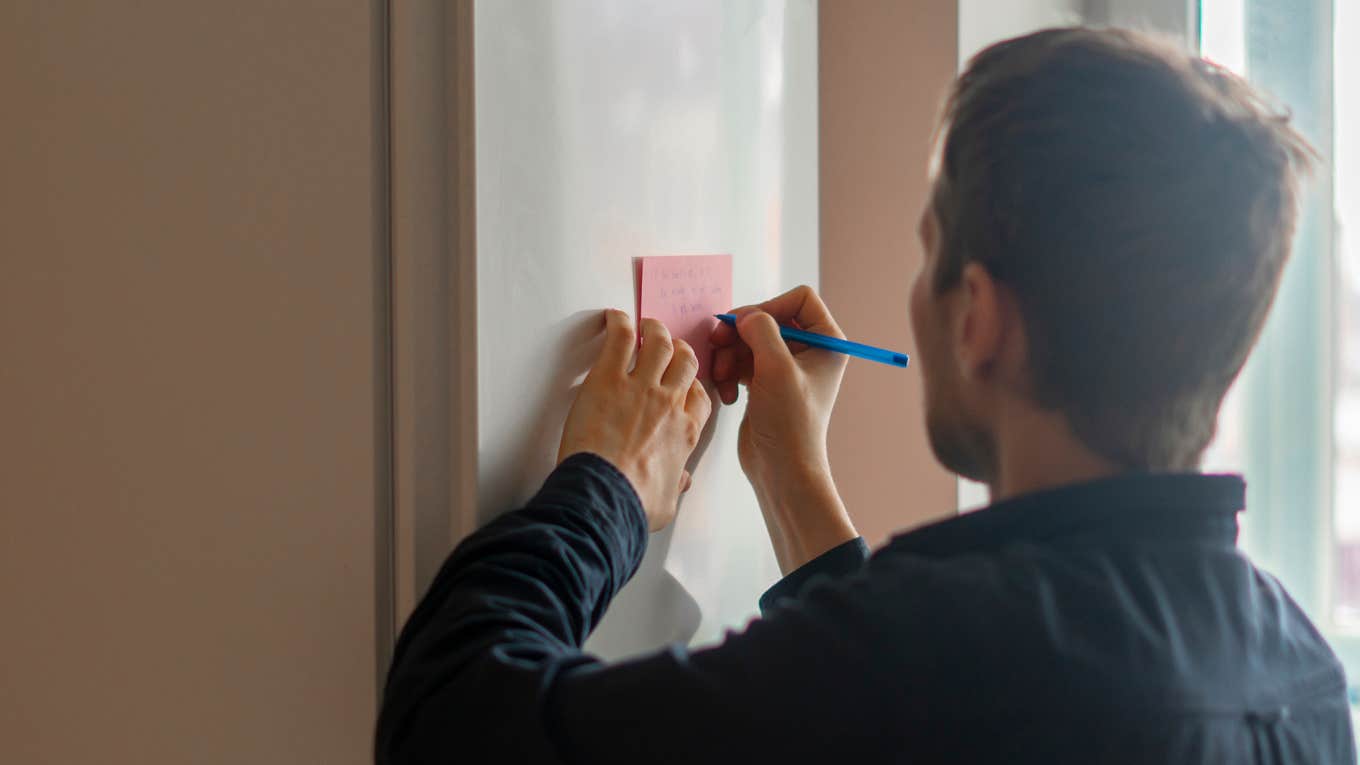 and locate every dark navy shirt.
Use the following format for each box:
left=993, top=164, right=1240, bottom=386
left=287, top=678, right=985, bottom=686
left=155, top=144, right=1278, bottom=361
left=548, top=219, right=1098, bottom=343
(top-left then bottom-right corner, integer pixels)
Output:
left=375, top=453, right=1355, bottom=763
